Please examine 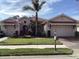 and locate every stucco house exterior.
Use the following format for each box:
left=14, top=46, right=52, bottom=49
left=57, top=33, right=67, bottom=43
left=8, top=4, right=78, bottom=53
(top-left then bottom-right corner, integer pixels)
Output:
left=0, top=16, right=45, bottom=37
left=0, top=14, right=78, bottom=37
left=44, top=14, right=77, bottom=37
left=0, top=16, right=31, bottom=36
